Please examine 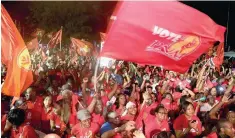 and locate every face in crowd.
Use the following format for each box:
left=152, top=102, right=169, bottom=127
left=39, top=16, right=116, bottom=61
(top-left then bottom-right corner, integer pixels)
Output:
left=155, top=106, right=167, bottom=122
left=25, top=88, right=36, bottom=101
left=143, top=92, right=153, bottom=106
left=182, top=101, right=195, bottom=118
left=43, top=96, right=52, bottom=108
left=107, top=112, right=120, bottom=126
